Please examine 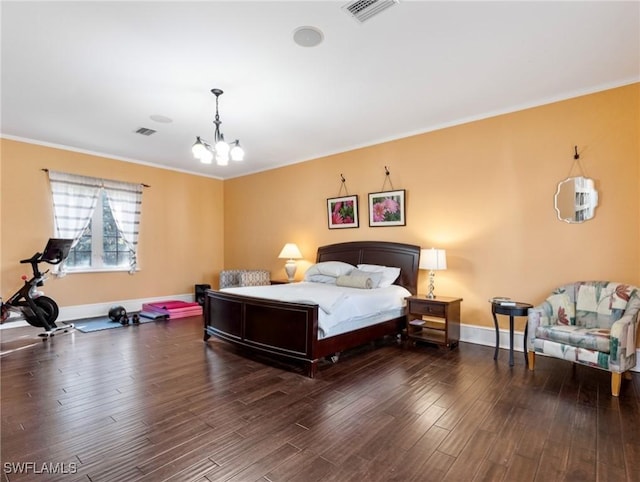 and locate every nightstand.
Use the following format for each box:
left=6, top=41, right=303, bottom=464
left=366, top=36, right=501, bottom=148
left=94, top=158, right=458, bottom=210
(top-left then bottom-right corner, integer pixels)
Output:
left=405, top=295, right=462, bottom=349
left=270, top=279, right=290, bottom=285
